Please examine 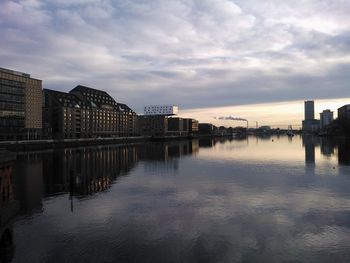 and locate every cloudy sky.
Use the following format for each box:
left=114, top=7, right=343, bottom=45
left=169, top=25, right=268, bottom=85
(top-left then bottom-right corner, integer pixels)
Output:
left=1, top=0, right=350, bottom=127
